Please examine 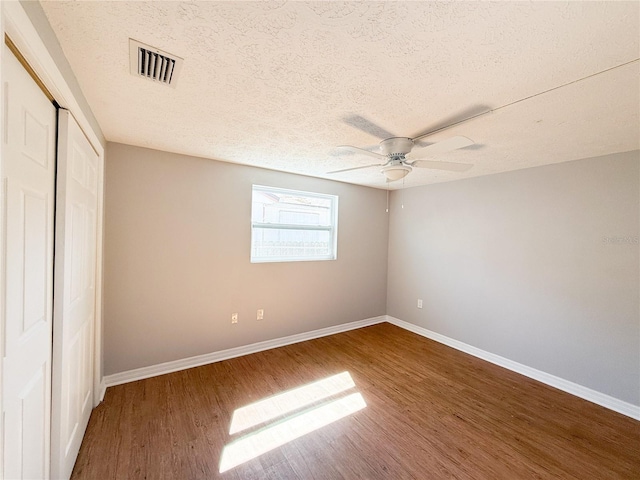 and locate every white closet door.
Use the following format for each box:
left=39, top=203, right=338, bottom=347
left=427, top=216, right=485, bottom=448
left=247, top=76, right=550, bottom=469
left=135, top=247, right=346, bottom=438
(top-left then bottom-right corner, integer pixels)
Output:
left=51, top=110, right=99, bottom=480
left=2, top=45, right=57, bottom=479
